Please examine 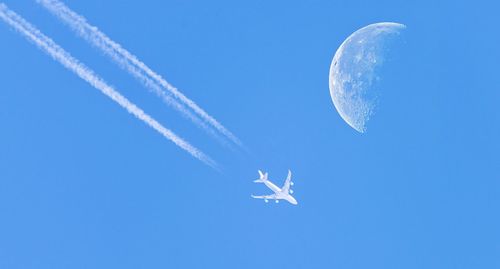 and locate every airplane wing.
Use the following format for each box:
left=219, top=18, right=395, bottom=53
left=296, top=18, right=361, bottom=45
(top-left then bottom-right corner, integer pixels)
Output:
left=281, top=170, right=293, bottom=193
left=251, top=194, right=277, bottom=200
